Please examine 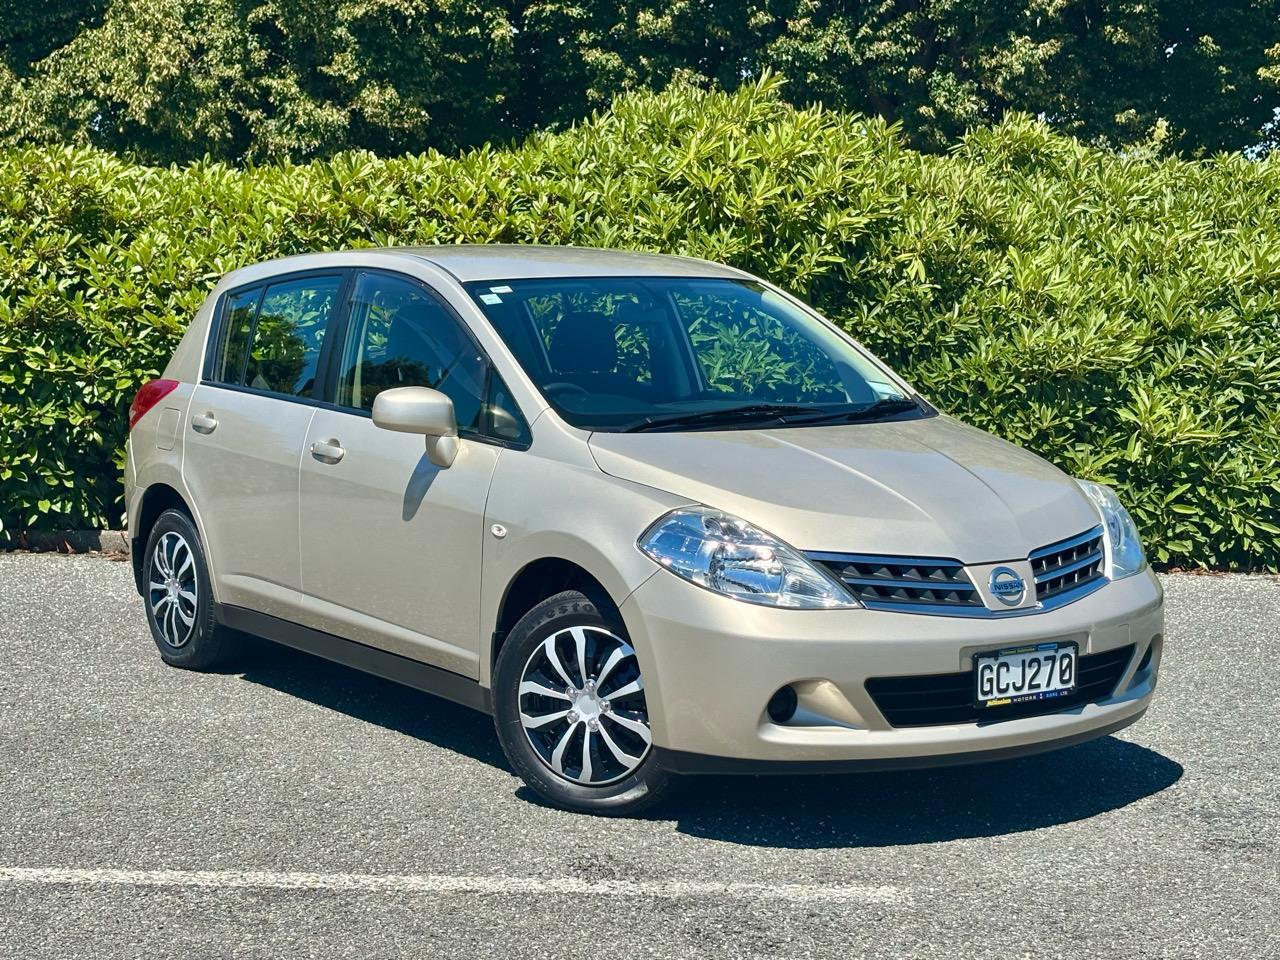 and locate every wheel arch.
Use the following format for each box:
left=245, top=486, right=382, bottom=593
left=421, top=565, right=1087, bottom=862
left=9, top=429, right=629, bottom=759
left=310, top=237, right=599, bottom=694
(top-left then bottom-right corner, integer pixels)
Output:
left=490, top=558, right=623, bottom=676
left=129, top=483, right=194, bottom=595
